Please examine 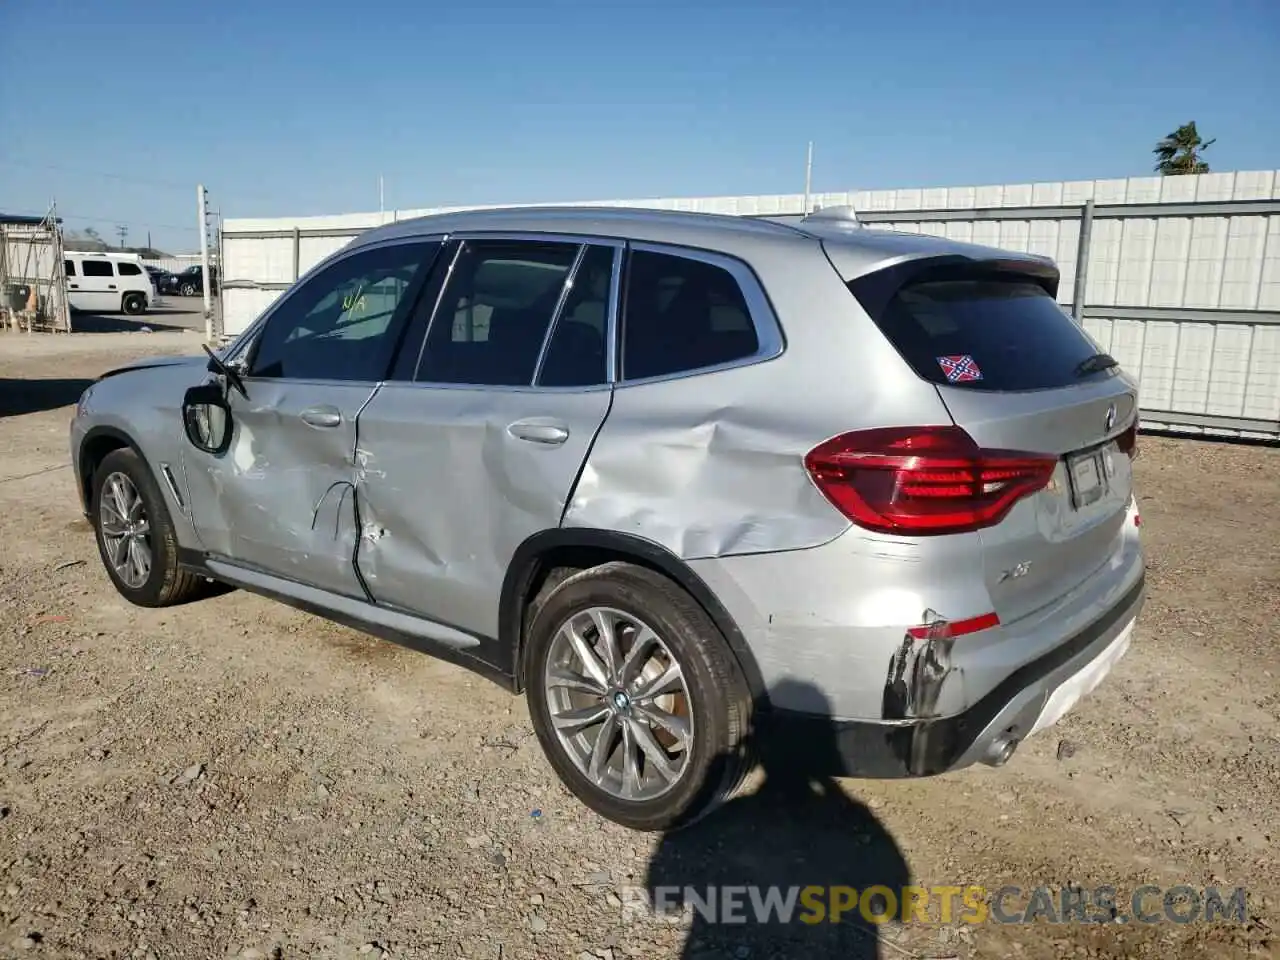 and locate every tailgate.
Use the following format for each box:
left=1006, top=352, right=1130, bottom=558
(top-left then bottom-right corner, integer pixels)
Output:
left=845, top=256, right=1140, bottom=622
